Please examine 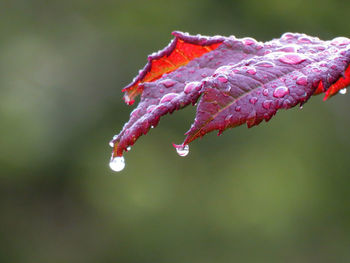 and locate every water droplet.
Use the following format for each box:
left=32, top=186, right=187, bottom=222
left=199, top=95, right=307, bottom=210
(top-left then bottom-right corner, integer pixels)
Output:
left=109, top=156, right=125, bottom=172
left=109, top=141, right=114, bottom=147
left=184, top=82, right=200, bottom=94
left=160, top=93, right=178, bottom=103
left=298, top=37, right=312, bottom=44
left=247, top=68, right=257, bottom=75
left=215, top=66, right=232, bottom=75
left=235, top=106, right=241, bottom=112
left=127, top=146, right=131, bottom=151
left=277, top=46, right=297, bottom=53
left=279, top=54, right=307, bottom=65
left=162, top=79, right=176, bottom=88
left=243, top=38, right=257, bottom=46
left=263, top=89, right=269, bottom=96
left=339, top=88, right=347, bottom=95
left=174, top=144, right=189, bottom=157
left=273, top=86, right=289, bottom=98
left=262, top=100, right=272, bottom=109
left=331, top=37, right=350, bottom=46
left=124, top=94, right=132, bottom=104
left=218, top=76, right=228, bottom=83
left=299, top=105, right=303, bottom=109
left=256, top=61, right=275, bottom=68
left=281, top=32, right=296, bottom=40
left=249, top=97, right=258, bottom=104
left=296, top=77, right=308, bottom=86
left=151, top=125, right=154, bottom=129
